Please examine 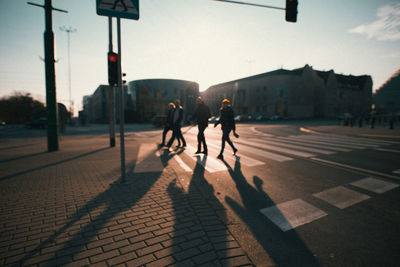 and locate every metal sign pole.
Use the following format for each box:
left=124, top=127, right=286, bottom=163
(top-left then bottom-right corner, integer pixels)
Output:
left=108, top=17, right=116, bottom=147
left=117, top=17, right=126, bottom=182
